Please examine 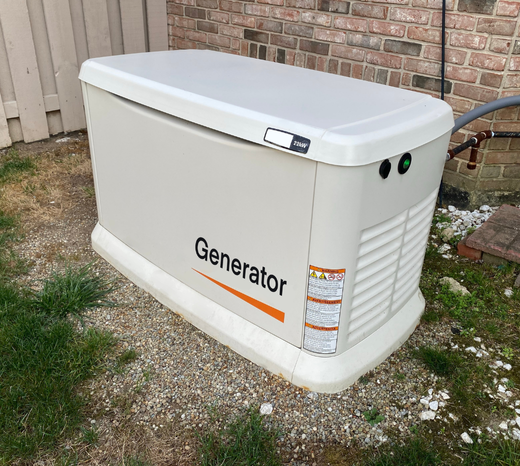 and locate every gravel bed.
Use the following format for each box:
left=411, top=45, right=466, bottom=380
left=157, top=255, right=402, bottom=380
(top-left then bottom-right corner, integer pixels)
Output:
left=10, top=135, right=519, bottom=464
